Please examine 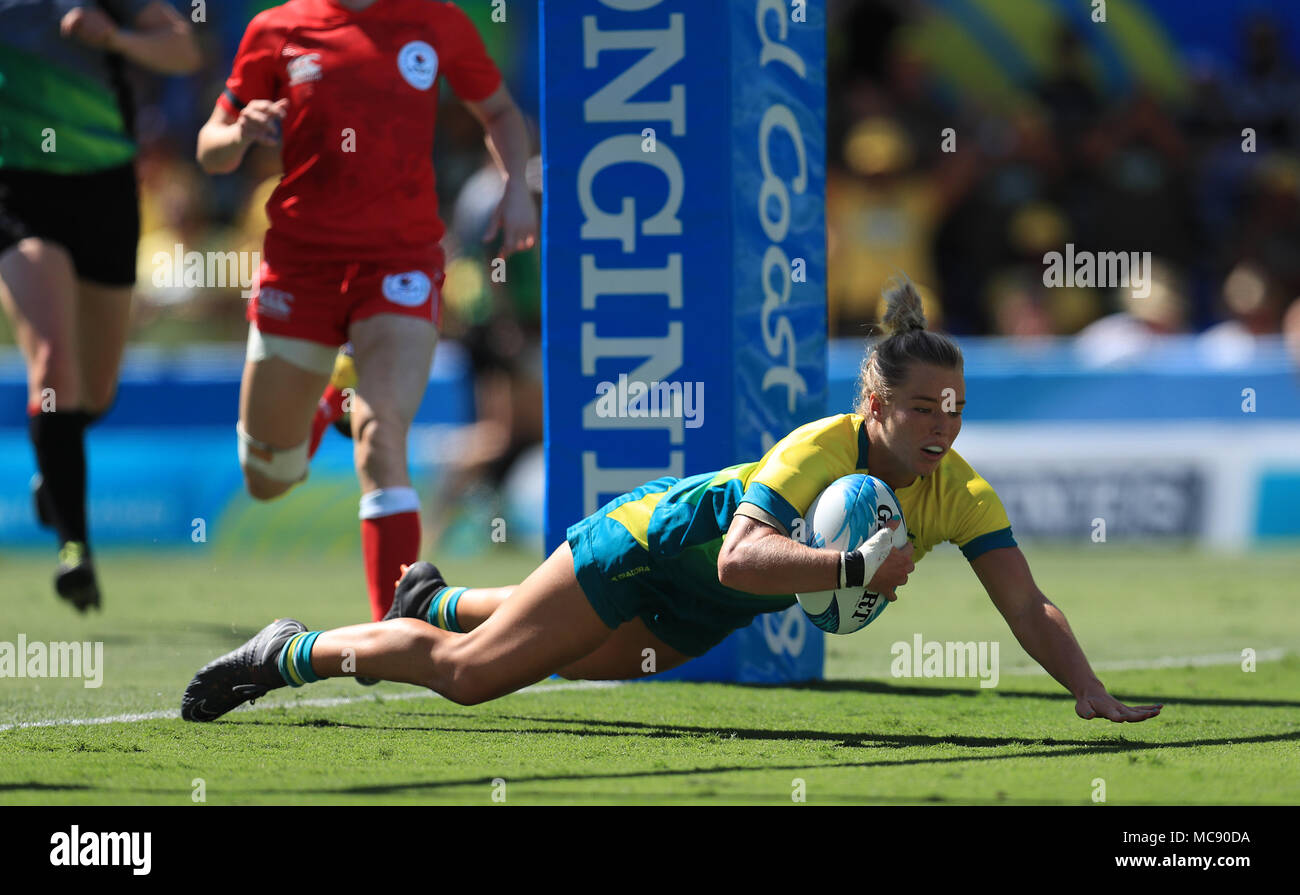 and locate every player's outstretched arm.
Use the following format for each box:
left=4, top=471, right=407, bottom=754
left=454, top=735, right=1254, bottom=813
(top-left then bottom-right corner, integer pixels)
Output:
left=970, top=546, right=1163, bottom=722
